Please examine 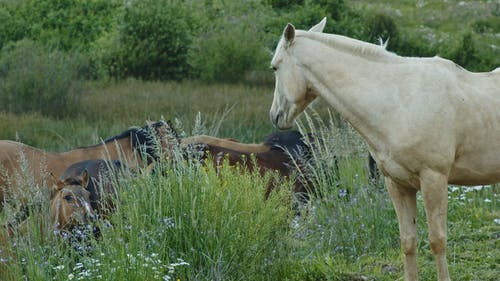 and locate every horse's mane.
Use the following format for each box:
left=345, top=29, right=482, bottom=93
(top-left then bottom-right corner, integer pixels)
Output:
left=263, top=131, right=312, bottom=160
left=296, top=30, right=402, bottom=63
left=83, top=121, right=169, bottom=163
